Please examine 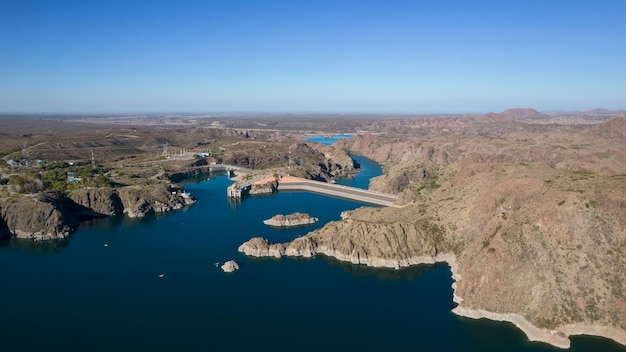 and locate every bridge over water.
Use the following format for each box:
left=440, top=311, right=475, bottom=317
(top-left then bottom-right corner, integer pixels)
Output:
left=276, top=176, right=398, bottom=207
